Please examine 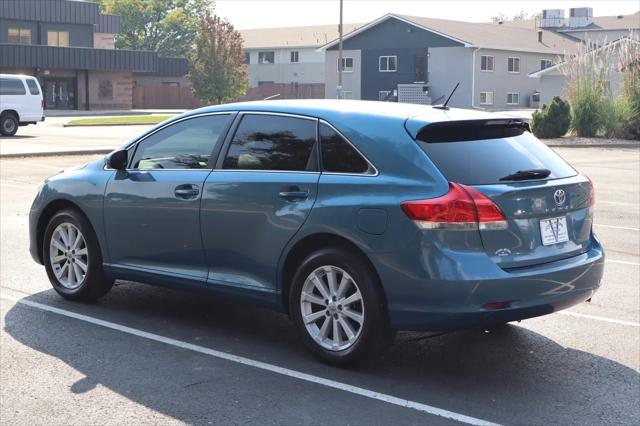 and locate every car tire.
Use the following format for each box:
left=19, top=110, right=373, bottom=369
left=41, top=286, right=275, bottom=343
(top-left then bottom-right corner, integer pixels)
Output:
left=0, top=113, right=19, bottom=136
left=43, top=208, right=114, bottom=302
left=289, top=247, right=394, bottom=366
